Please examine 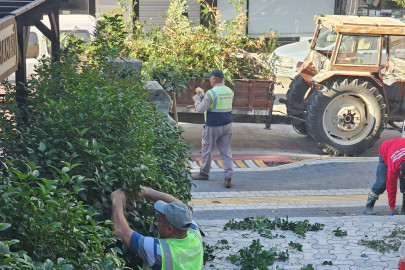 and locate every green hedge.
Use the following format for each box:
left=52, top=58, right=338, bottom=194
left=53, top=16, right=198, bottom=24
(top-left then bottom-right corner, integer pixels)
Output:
left=0, top=27, right=192, bottom=269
